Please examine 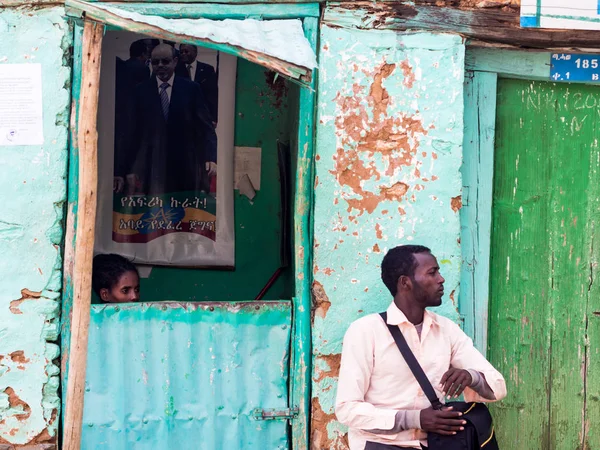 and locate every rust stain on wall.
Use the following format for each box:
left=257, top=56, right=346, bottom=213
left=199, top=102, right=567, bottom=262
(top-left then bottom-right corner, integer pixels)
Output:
left=451, top=195, right=462, bottom=212
left=331, top=61, right=427, bottom=216
left=9, top=290, right=42, bottom=315
left=8, top=352, right=29, bottom=365
left=375, top=224, right=383, bottom=239
left=400, top=59, right=415, bottom=88
left=449, top=289, right=456, bottom=306
left=314, top=354, right=342, bottom=383
left=311, top=397, right=349, bottom=450
left=313, top=281, right=332, bottom=319
left=1, top=389, right=31, bottom=423
left=264, top=71, right=289, bottom=110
